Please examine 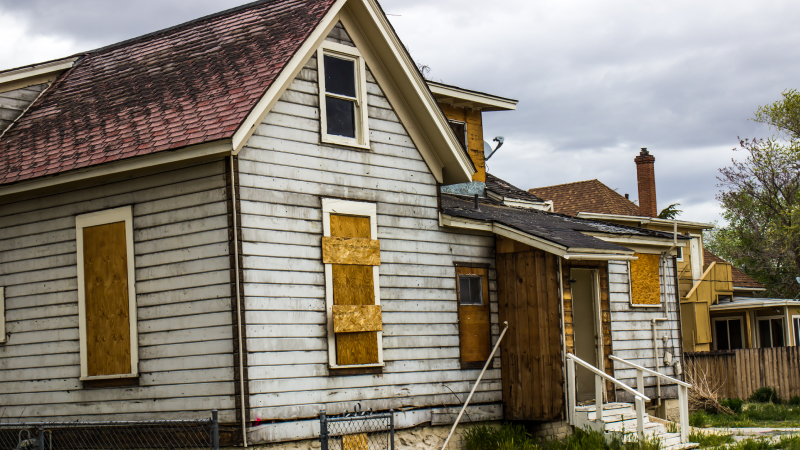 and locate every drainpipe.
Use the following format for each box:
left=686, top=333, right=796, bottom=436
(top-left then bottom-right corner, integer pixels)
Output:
left=652, top=317, right=668, bottom=407
left=230, top=155, right=248, bottom=447
left=652, top=220, right=678, bottom=406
